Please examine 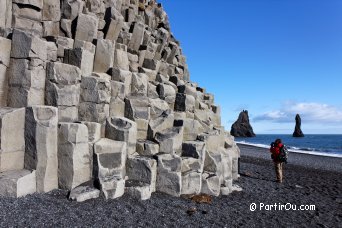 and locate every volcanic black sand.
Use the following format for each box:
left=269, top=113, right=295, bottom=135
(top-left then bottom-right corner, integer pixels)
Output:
left=0, top=144, right=341, bottom=227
